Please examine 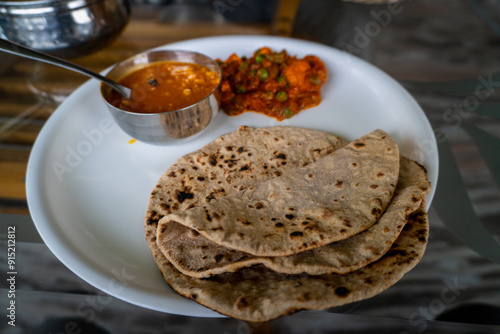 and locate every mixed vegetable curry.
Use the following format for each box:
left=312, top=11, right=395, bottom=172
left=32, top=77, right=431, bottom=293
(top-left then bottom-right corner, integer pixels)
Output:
left=217, top=47, right=327, bottom=121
